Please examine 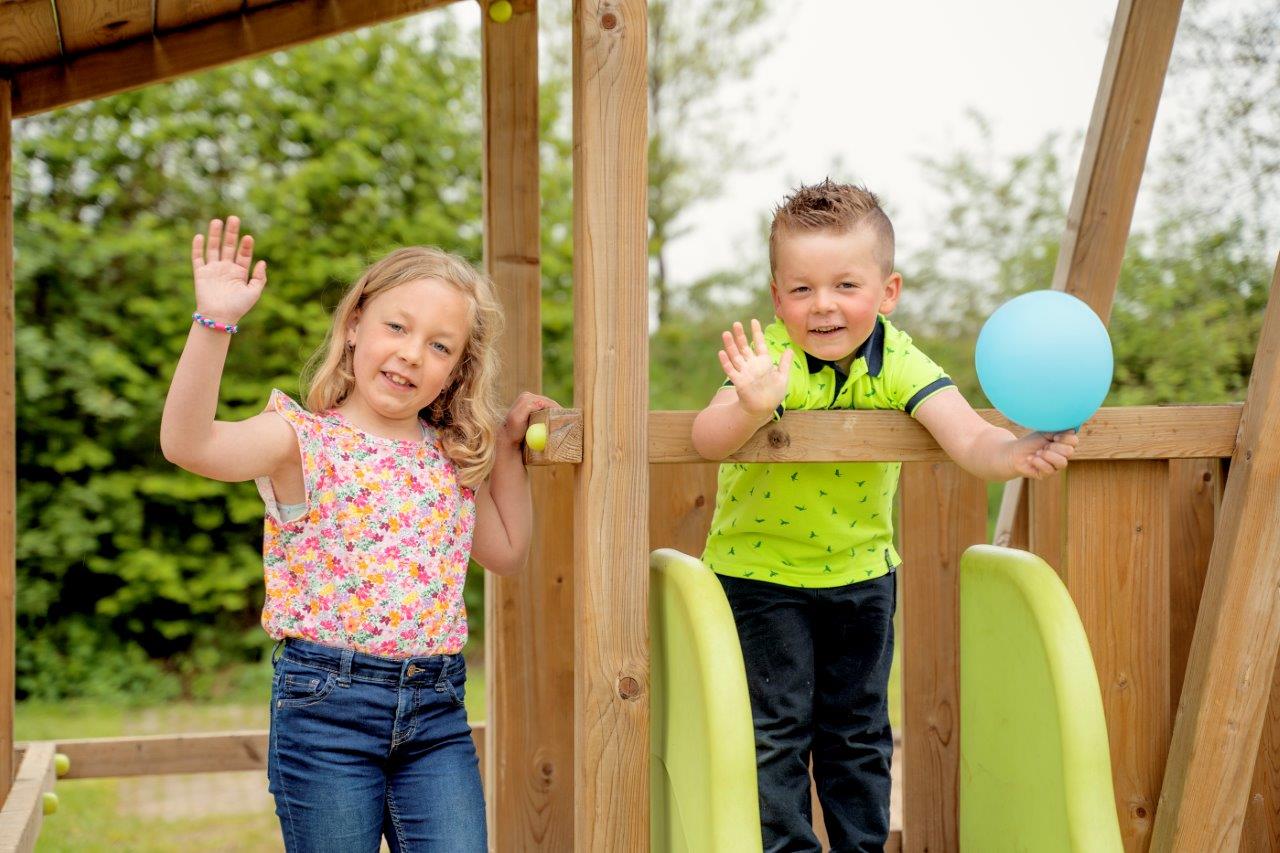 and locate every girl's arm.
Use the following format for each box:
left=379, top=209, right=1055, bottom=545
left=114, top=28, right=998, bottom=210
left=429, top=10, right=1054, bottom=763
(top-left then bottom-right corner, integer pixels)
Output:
left=471, top=392, right=559, bottom=576
left=160, top=217, right=296, bottom=482
left=913, top=386, right=1078, bottom=481
left=691, top=319, right=795, bottom=460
